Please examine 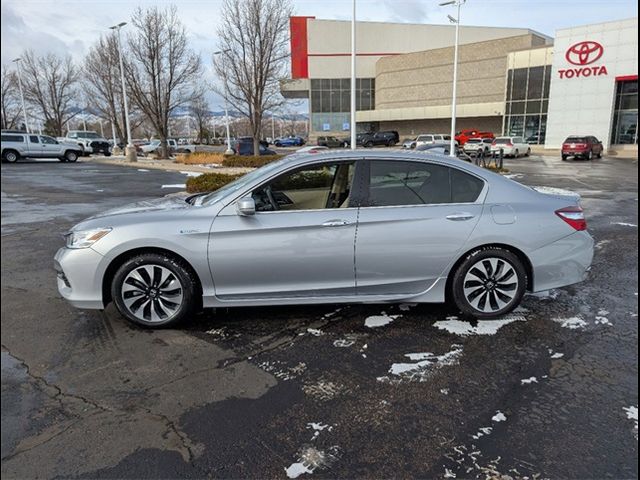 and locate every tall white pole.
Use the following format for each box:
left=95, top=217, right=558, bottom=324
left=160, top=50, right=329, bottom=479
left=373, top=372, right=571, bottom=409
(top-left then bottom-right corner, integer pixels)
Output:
left=111, top=119, right=117, bottom=146
left=13, top=58, right=30, bottom=133
left=449, top=1, right=462, bottom=157
left=112, top=23, right=136, bottom=162
left=350, top=0, right=357, bottom=150
left=271, top=115, right=275, bottom=141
